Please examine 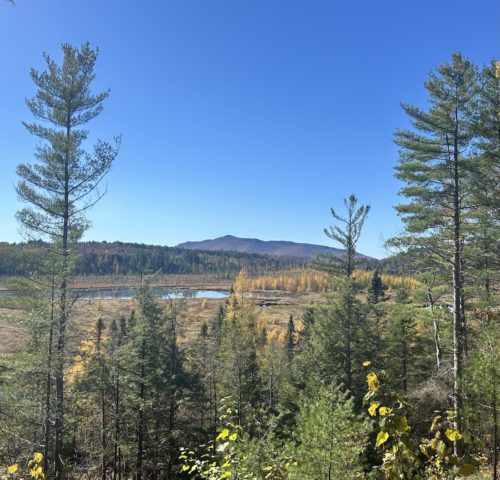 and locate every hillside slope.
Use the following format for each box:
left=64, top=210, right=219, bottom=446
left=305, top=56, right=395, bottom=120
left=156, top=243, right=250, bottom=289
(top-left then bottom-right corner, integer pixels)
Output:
left=177, top=235, right=370, bottom=259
